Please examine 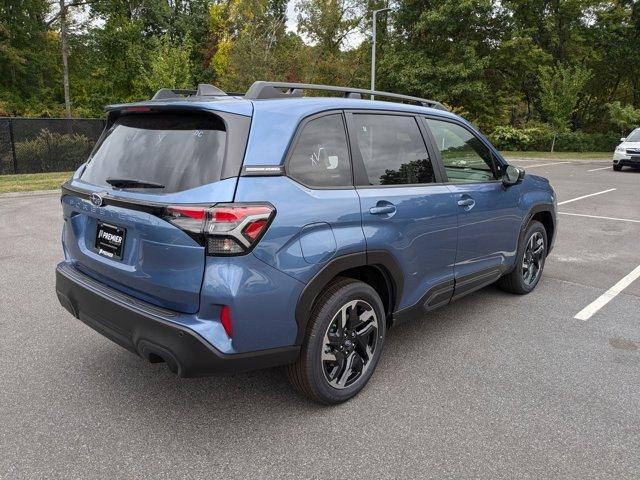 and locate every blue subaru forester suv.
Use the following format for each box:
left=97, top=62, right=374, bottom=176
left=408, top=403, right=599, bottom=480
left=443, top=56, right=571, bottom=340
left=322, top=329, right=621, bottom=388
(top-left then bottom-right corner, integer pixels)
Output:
left=56, top=81, right=557, bottom=403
